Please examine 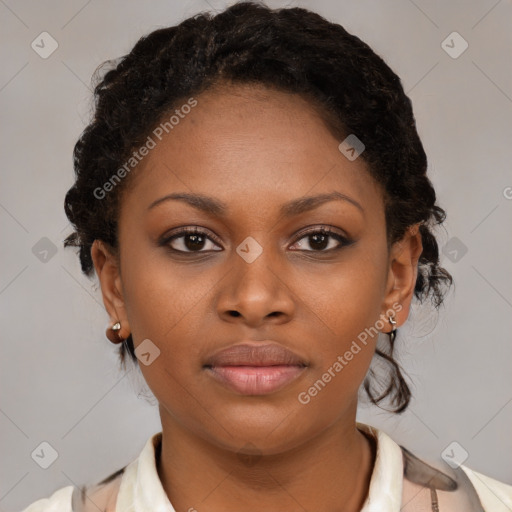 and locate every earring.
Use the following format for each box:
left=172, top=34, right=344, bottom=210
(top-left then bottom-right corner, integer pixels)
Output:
left=388, top=314, right=397, bottom=343
left=112, top=321, right=124, bottom=341
left=106, top=321, right=124, bottom=344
